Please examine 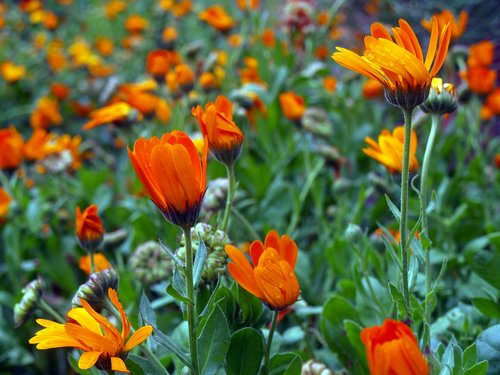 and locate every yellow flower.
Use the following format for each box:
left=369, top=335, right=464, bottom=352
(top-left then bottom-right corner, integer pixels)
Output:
left=29, top=288, right=152, bottom=373
left=363, top=126, right=419, bottom=173
left=332, top=18, right=451, bottom=109
left=1, top=61, right=26, bottom=83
